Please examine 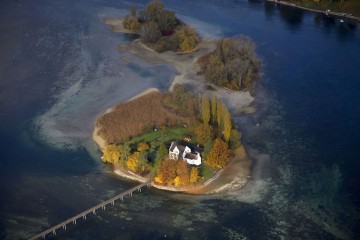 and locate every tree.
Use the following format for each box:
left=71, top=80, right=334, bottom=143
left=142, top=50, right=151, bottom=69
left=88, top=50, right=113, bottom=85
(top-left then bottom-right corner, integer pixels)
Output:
left=137, top=151, right=149, bottom=174
left=202, top=140, right=213, bottom=161
left=126, top=152, right=140, bottom=172
left=155, top=159, right=177, bottom=185
left=205, top=54, right=227, bottom=86
left=102, top=144, right=120, bottom=163
left=118, top=142, right=131, bottom=161
left=140, top=21, right=161, bottom=43
left=156, top=143, right=168, bottom=162
left=123, top=16, right=141, bottom=32
left=154, top=34, right=179, bottom=52
left=201, top=95, right=210, bottom=124
left=156, top=10, right=177, bottom=31
left=222, top=106, right=232, bottom=142
left=141, top=0, right=164, bottom=22
left=194, top=123, right=213, bottom=146
left=175, top=160, right=190, bottom=186
left=217, top=101, right=224, bottom=130
left=211, top=96, right=217, bottom=124
left=207, top=138, right=229, bottom=168
left=176, top=27, right=199, bottom=52
left=189, top=167, right=200, bottom=184
left=137, top=142, right=150, bottom=152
